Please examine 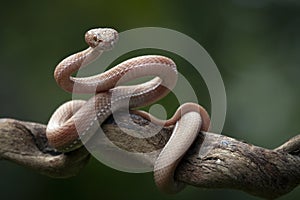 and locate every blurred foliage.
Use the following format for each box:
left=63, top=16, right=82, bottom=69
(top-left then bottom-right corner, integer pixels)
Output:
left=1, top=0, right=300, bottom=199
